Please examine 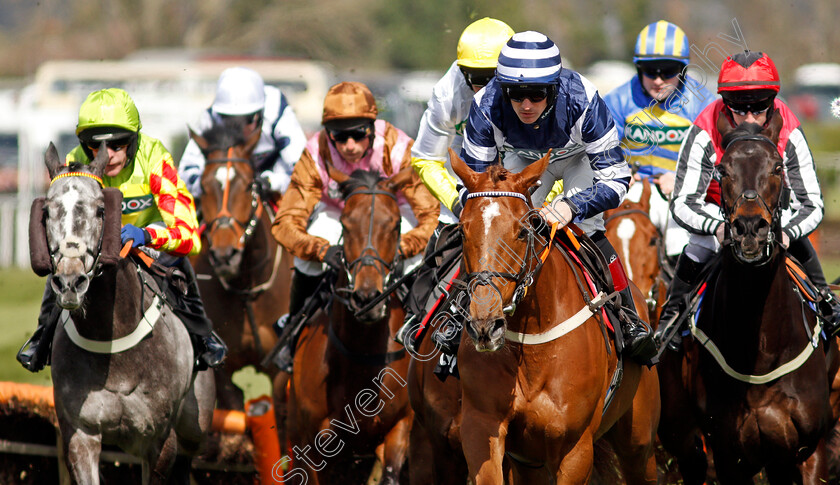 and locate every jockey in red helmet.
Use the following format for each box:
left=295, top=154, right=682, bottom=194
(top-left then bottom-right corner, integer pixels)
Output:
left=658, top=51, right=840, bottom=350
